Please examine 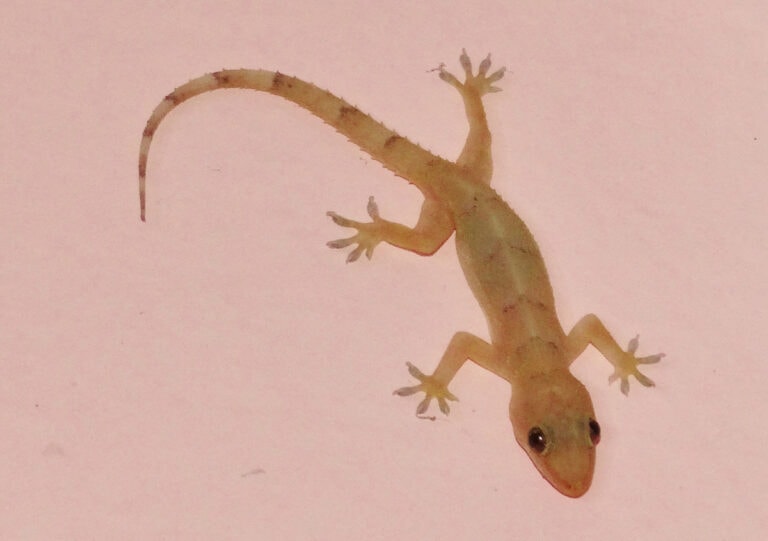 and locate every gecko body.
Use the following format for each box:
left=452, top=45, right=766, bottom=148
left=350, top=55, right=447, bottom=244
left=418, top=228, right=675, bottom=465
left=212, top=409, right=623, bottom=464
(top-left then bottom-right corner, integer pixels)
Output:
left=138, top=51, right=662, bottom=497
